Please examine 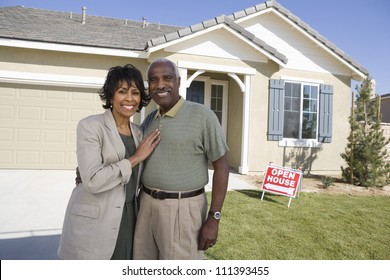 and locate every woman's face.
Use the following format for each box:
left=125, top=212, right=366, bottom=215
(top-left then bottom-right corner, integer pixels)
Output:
left=111, top=80, right=141, bottom=120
